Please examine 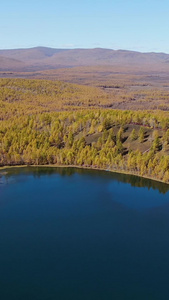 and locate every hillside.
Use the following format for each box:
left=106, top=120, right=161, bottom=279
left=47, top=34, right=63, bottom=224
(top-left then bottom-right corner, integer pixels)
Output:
left=1, top=76, right=169, bottom=112
left=0, top=78, right=169, bottom=184
left=1, top=47, right=169, bottom=71
left=1, top=47, right=169, bottom=112
left=0, top=56, right=26, bottom=71
left=0, top=78, right=111, bottom=119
